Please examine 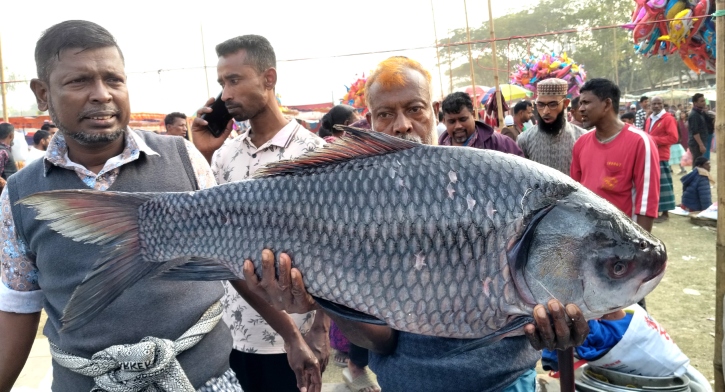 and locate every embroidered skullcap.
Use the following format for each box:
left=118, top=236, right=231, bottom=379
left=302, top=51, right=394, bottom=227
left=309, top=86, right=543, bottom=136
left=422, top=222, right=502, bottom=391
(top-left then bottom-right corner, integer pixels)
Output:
left=537, top=78, right=568, bottom=96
